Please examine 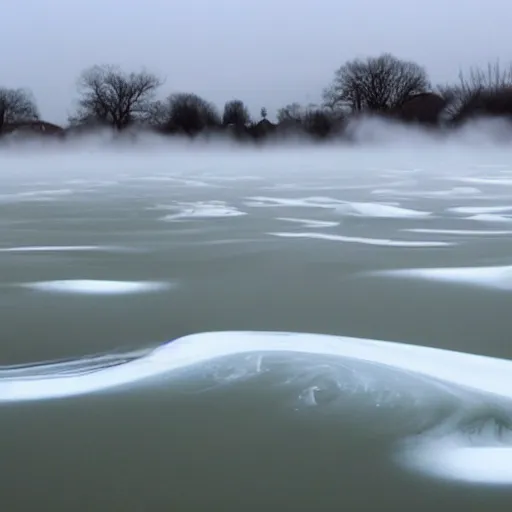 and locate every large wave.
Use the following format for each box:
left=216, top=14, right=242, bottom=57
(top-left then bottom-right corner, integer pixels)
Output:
left=1, top=330, right=511, bottom=486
